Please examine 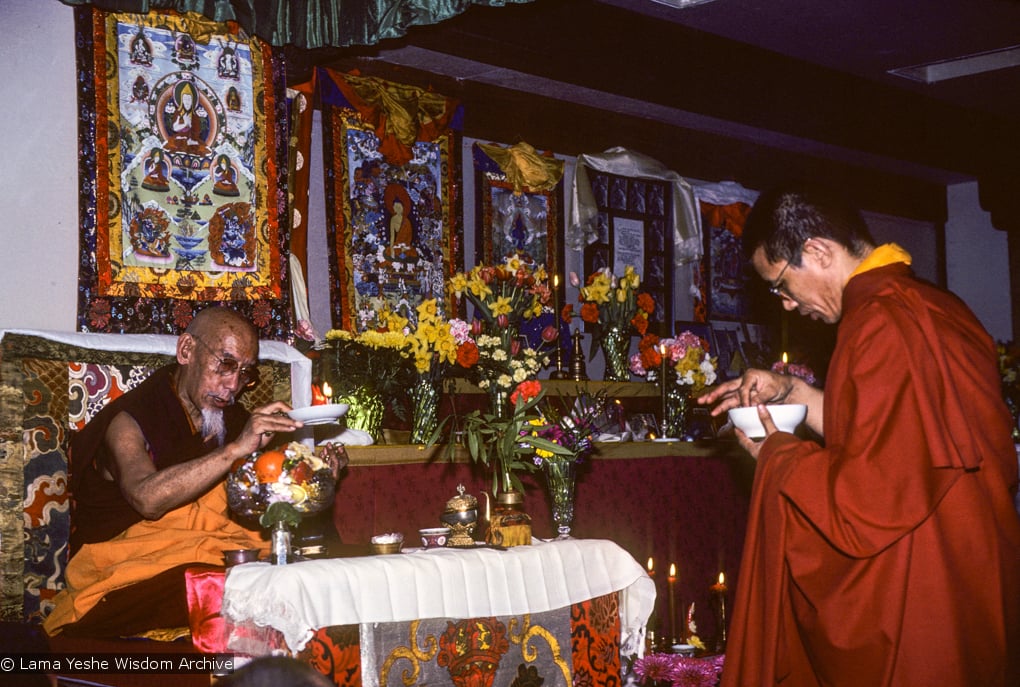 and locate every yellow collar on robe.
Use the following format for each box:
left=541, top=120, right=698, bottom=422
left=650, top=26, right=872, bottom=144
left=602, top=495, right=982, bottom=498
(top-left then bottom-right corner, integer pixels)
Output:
left=849, top=243, right=912, bottom=279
